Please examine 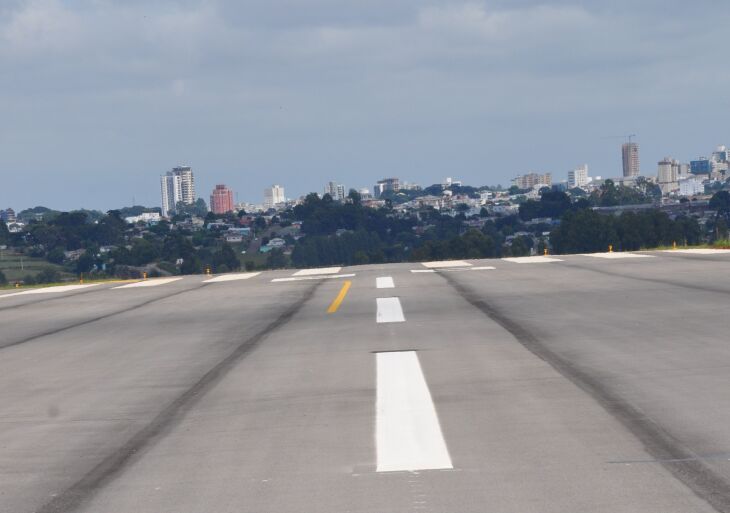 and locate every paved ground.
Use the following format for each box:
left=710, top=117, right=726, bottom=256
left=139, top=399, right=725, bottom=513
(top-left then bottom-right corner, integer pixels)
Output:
left=1, top=250, right=730, bottom=512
